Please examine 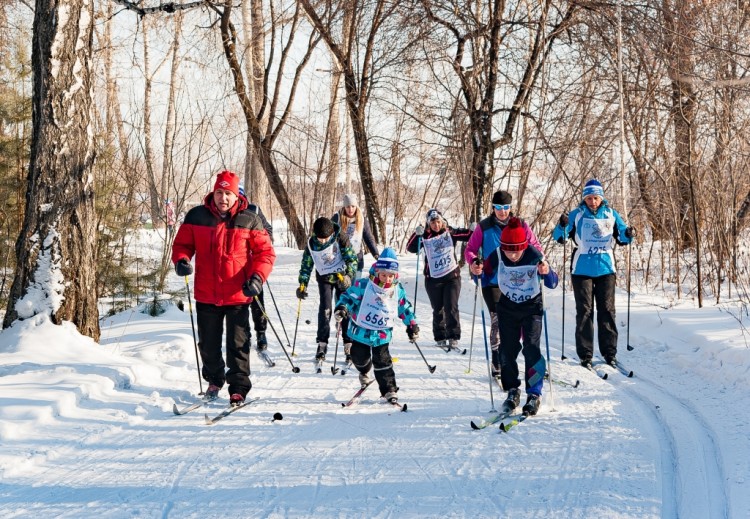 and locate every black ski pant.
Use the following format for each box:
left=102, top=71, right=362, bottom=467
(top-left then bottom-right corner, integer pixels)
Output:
left=196, top=302, right=252, bottom=398
left=350, top=340, right=397, bottom=397
left=316, top=281, right=350, bottom=345
left=424, top=273, right=462, bottom=342
left=480, top=285, right=502, bottom=368
left=496, top=297, right=545, bottom=395
left=571, top=273, right=618, bottom=362
left=249, top=290, right=267, bottom=334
